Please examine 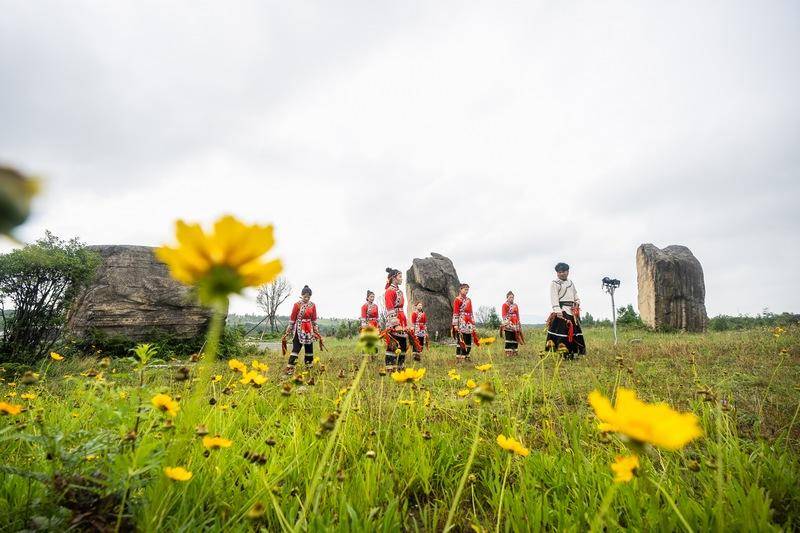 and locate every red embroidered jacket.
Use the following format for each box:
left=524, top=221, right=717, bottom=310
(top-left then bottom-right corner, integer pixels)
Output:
left=452, top=296, right=475, bottom=334
left=411, top=311, right=427, bottom=336
left=289, top=301, right=318, bottom=344
left=502, top=302, right=521, bottom=331
left=384, top=284, right=407, bottom=329
left=360, top=302, right=379, bottom=328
